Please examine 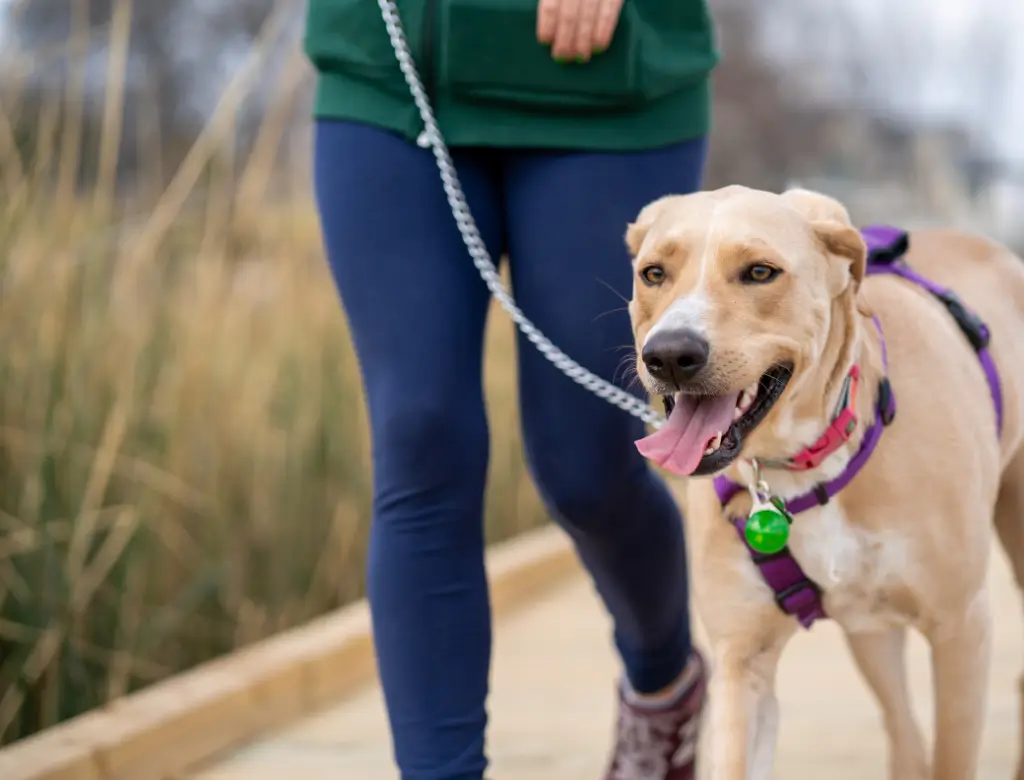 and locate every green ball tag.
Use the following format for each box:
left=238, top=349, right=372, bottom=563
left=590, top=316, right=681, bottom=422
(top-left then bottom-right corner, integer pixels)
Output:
left=745, top=500, right=791, bottom=554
